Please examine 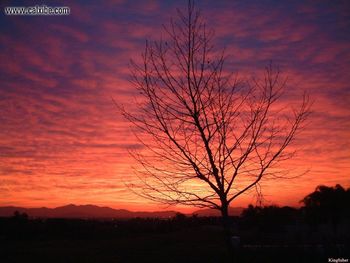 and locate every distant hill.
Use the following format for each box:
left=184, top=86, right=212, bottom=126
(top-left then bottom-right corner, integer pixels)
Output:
left=0, top=204, right=245, bottom=218
left=193, top=207, right=244, bottom=217
left=0, top=204, right=178, bottom=219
